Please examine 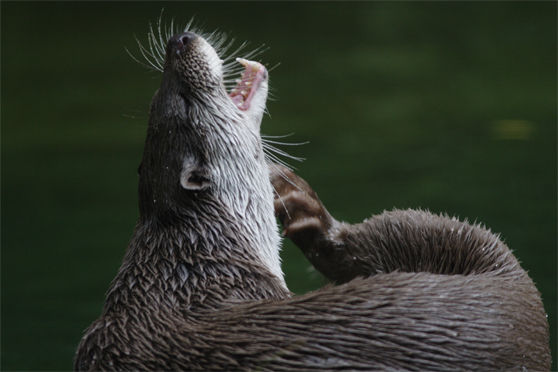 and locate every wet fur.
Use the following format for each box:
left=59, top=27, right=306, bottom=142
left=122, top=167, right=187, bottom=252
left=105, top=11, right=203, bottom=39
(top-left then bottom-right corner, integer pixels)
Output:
left=74, top=23, right=551, bottom=371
